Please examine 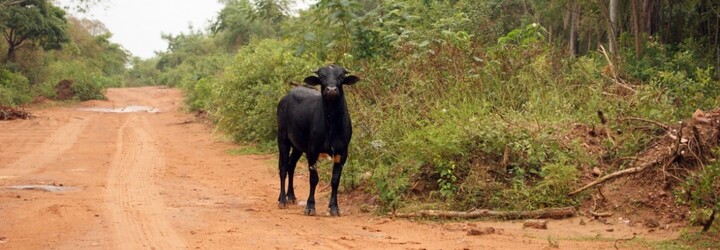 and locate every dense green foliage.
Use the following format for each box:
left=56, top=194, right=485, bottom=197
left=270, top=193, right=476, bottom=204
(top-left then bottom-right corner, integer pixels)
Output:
left=0, top=68, right=30, bottom=105
left=0, top=1, right=128, bottom=104
left=212, top=39, right=318, bottom=142
left=0, top=0, right=70, bottom=62
left=121, top=0, right=720, bottom=216
left=678, top=149, right=719, bottom=231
